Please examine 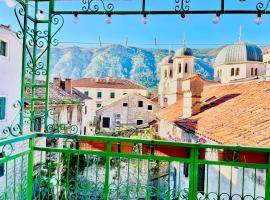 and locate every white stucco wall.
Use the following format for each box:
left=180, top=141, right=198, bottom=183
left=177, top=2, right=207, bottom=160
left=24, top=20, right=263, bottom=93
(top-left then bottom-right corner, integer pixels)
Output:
left=0, top=27, right=22, bottom=136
